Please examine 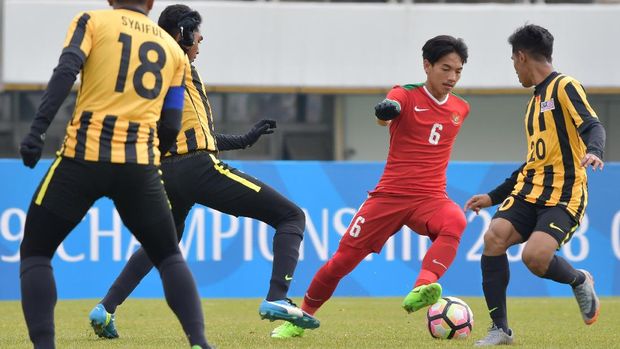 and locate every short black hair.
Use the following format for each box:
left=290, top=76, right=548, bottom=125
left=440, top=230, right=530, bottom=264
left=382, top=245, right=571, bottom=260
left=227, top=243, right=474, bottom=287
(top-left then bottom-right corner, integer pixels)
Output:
left=422, top=35, right=468, bottom=65
left=508, top=24, right=554, bottom=62
left=116, top=0, right=148, bottom=5
left=158, top=4, right=202, bottom=38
